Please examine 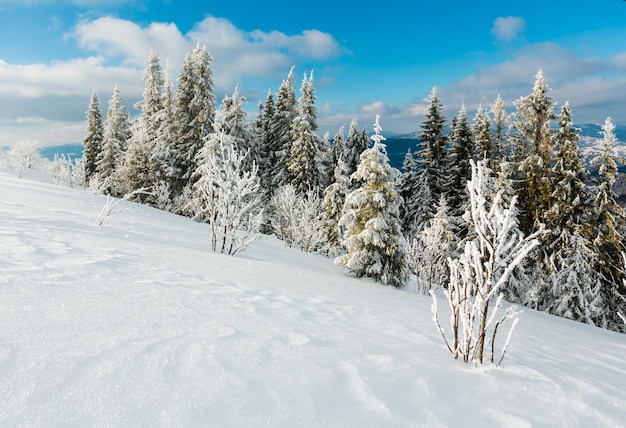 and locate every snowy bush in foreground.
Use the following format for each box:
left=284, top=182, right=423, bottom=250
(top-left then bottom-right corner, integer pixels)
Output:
left=431, top=160, right=542, bottom=366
